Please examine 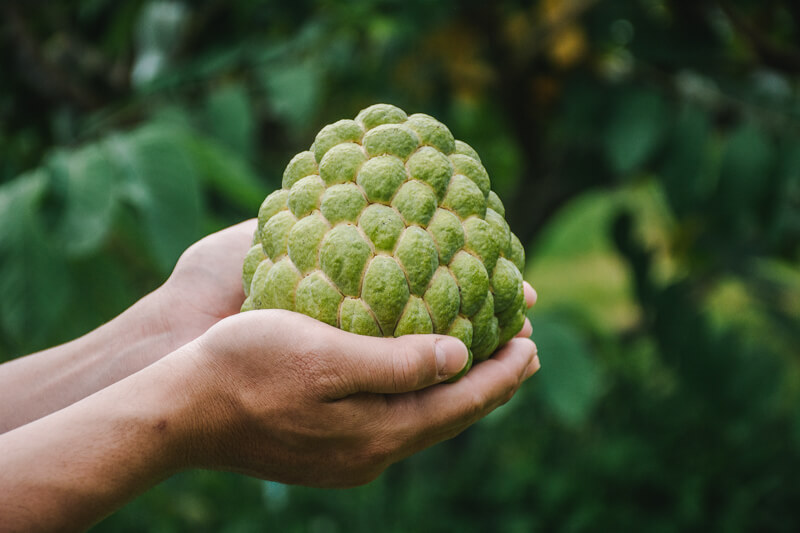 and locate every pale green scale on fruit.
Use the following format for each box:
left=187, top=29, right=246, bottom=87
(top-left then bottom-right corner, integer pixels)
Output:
left=491, top=257, right=523, bottom=313
left=406, top=146, right=453, bottom=200
left=392, top=180, right=437, bottom=227
left=320, top=183, right=367, bottom=223
left=470, top=292, right=499, bottom=361
left=442, top=174, right=486, bottom=219
left=312, top=119, right=364, bottom=162
left=485, top=208, right=511, bottom=256
left=319, top=142, right=366, bottom=186
left=463, top=216, right=500, bottom=274
left=447, top=316, right=473, bottom=347
left=357, top=155, right=406, bottom=204
left=496, top=282, right=525, bottom=327
left=358, top=204, right=404, bottom=251
left=446, top=316, right=474, bottom=381
left=406, top=113, right=456, bottom=154
left=449, top=251, right=489, bottom=316
left=498, top=308, right=526, bottom=346
left=254, top=258, right=300, bottom=311
left=249, top=257, right=274, bottom=305
left=241, top=297, right=255, bottom=312
left=427, top=209, right=464, bottom=265
left=282, top=151, right=318, bottom=189
left=395, top=296, right=433, bottom=336
left=453, top=140, right=481, bottom=162
left=295, top=272, right=342, bottom=327
left=242, top=244, right=266, bottom=297
left=356, top=103, right=407, bottom=130
left=243, top=103, right=531, bottom=374
left=451, top=154, right=491, bottom=199
left=287, top=214, right=329, bottom=274
left=288, top=176, right=325, bottom=217
left=363, top=124, right=420, bottom=159
left=257, top=189, right=289, bottom=235
left=508, top=233, right=526, bottom=271
left=319, top=224, right=371, bottom=297
left=261, top=210, right=296, bottom=260
left=423, top=267, right=460, bottom=333
left=395, top=226, right=438, bottom=296
left=487, top=191, right=505, bottom=217
left=339, top=297, right=382, bottom=336
left=362, top=256, right=410, bottom=333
